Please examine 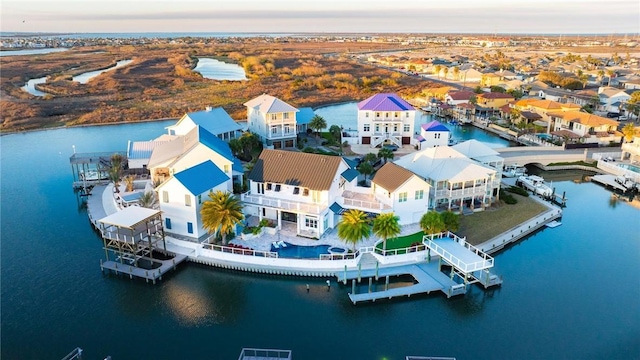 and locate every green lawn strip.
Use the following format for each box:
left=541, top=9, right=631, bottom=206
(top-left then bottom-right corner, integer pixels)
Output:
left=375, top=231, right=424, bottom=252
left=457, top=194, right=548, bottom=246
left=546, top=161, right=597, bottom=168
